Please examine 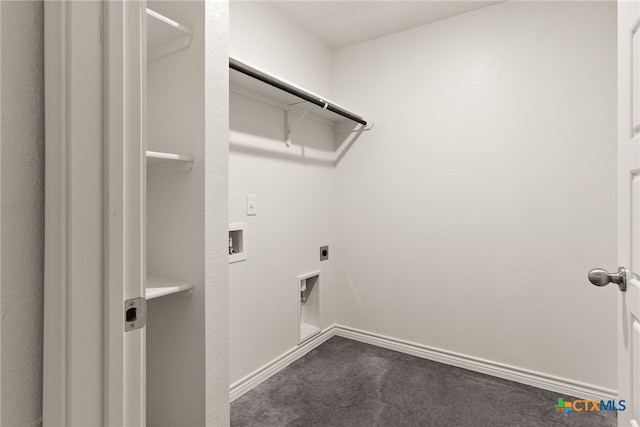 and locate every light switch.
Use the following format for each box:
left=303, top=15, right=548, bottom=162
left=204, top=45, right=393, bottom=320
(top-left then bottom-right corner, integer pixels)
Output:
left=247, top=194, right=257, bottom=216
